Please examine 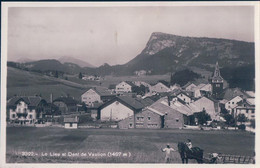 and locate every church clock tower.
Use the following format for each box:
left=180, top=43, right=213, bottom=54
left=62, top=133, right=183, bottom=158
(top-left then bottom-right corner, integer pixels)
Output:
left=211, top=62, right=224, bottom=97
